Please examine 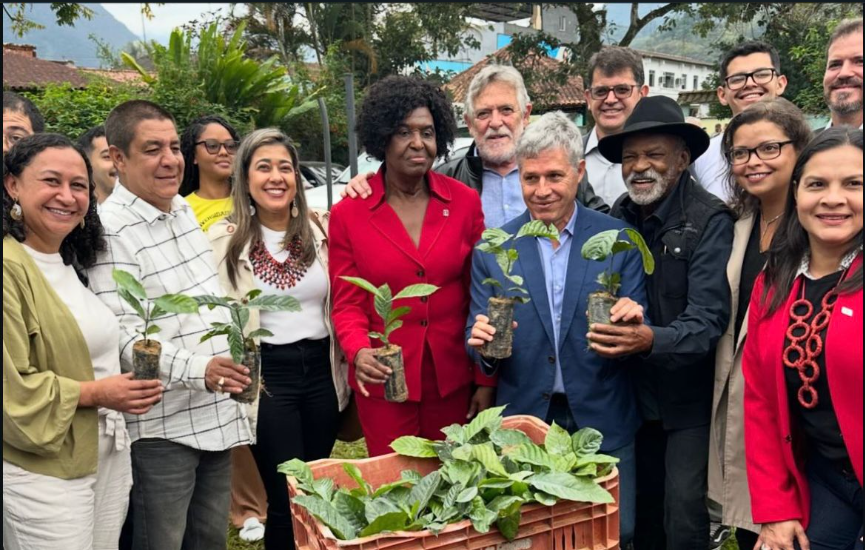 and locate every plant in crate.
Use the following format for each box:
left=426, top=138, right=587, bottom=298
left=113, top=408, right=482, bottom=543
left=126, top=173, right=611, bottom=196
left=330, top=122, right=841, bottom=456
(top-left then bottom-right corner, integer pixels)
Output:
left=281, top=405, right=619, bottom=542
left=339, top=277, right=439, bottom=403
left=580, top=228, right=655, bottom=326
left=112, top=269, right=200, bottom=380
left=476, top=220, right=559, bottom=359
left=194, top=289, right=300, bottom=403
